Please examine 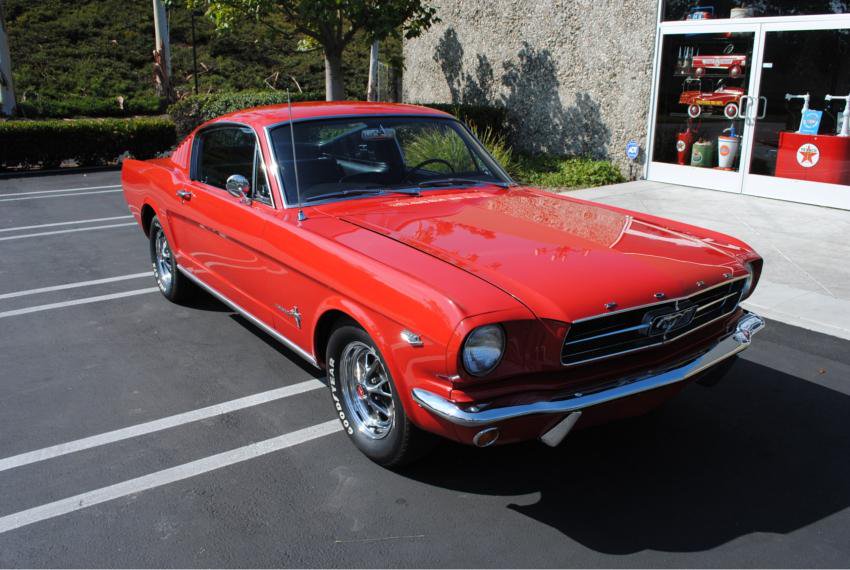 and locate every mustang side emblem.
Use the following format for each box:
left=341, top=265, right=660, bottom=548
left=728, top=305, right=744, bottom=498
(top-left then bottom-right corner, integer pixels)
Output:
left=275, top=304, right=302, bottom=329
left=643, top=304, right=698, bottom=337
